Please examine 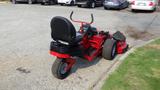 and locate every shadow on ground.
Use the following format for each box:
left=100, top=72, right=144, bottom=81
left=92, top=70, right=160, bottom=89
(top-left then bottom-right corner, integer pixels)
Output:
left=71, top=56, right=102, bottom=74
